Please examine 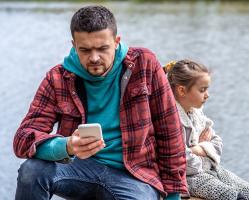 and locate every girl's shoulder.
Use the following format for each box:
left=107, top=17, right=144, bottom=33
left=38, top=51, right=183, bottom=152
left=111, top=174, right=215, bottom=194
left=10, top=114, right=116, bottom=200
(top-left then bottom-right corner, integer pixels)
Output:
left=191, top=107, right=204, bottom=117
left=191, top=107, right=214, bottom=128
left=176, top=102, right=213, bottom=129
